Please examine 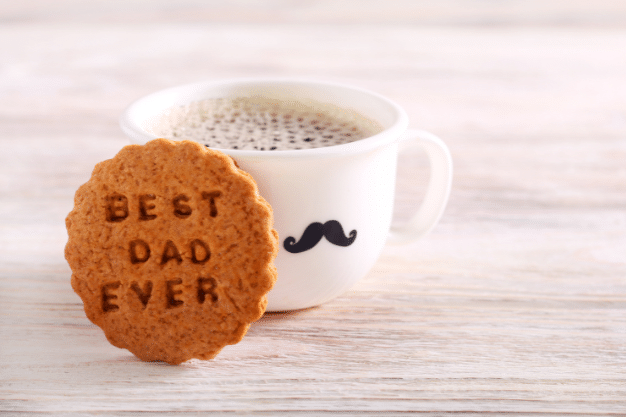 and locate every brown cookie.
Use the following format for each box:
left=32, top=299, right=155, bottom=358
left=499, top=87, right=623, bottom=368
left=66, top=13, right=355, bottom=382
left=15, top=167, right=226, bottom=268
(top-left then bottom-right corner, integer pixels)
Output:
left=65, top=138, right=278, bottom=364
